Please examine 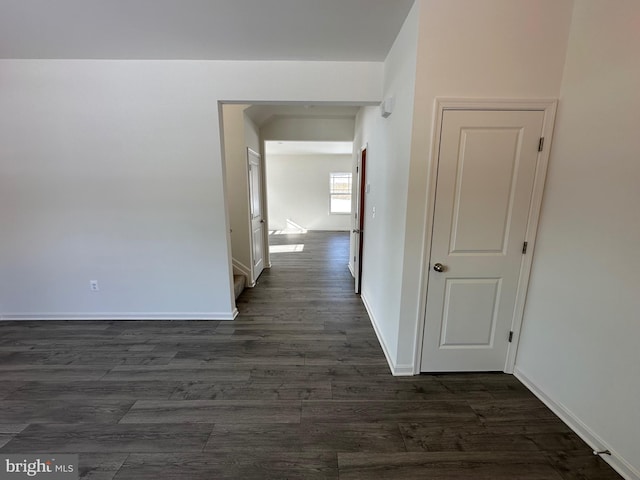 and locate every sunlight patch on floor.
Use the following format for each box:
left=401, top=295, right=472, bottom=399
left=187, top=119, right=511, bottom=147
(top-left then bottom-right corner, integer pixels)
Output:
left=269, top=244, right=305, bottom=253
